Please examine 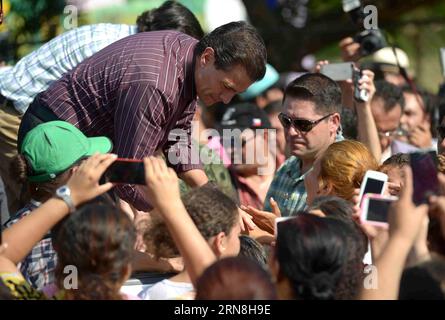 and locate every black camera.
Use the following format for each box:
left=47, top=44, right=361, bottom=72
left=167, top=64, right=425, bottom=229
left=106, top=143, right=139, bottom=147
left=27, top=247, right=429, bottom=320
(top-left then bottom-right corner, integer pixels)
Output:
left=343, top=0, right=387, bottom=57
left=353, top=29, right=387, bottom=57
